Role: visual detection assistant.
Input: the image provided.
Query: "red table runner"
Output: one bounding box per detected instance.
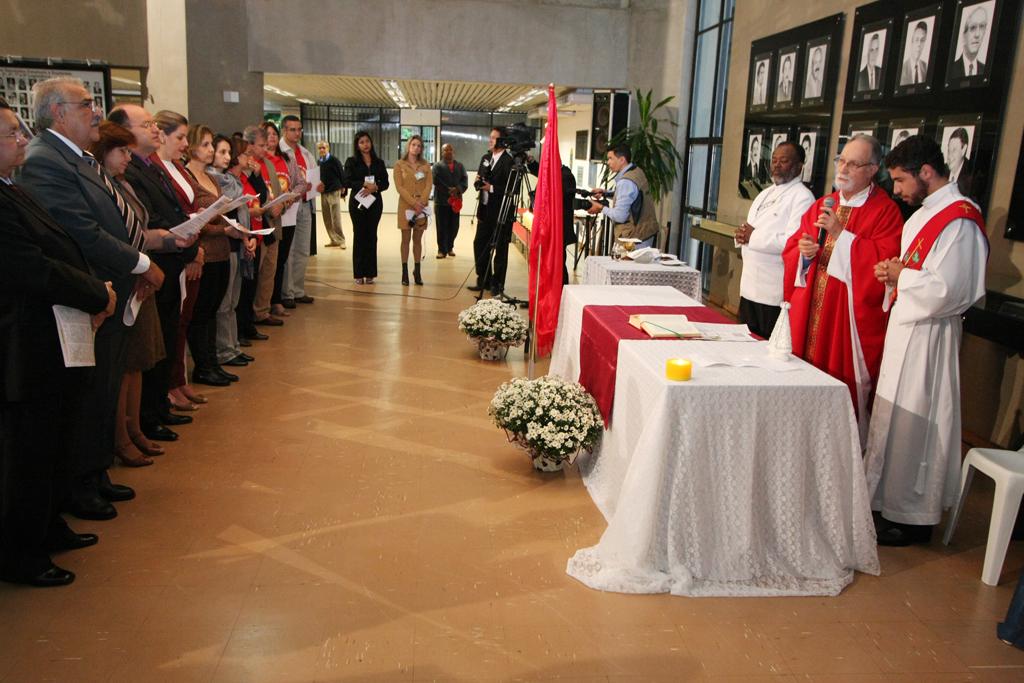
[578,305,742,426]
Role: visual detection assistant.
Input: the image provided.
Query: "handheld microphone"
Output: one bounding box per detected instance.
[818,196,836,250]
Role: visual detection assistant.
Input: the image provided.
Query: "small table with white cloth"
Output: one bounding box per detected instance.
[583,256,702,302]
[549,285,880,597]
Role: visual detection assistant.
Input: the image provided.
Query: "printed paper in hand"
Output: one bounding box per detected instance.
[169,194,233,238]
[220,193,259,213]
[225,216,275,236]
[179,270,187,313]
[52,305,95,367]
[355,190,376,209]
[305,166,321,201]
[122,292,142,327]
[261,191,300,211]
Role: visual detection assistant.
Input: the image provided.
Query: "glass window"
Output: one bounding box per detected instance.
[441,126,490,167]
[724,0,735,20]
[708,144,723,212]
[687,144,709,207]
[713,21,732,136]
[441,110,490,126]
[699,0,721,31]
[690,27,720,138]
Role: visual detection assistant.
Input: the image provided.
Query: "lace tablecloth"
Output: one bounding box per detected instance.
[584,256,702,301]
[549,285,700,382]
[565,340,879,597]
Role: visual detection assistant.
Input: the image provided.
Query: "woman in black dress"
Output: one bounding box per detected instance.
[343,131,389,284]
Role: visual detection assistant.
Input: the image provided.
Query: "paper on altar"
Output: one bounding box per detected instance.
[52,305,95,367]
[629,314,701,338]
[262,191,301,211]
[693,322,757,341]
[355,190,376,209]
[169,194,233,238]
[225,216,275,236]
[122,292,141,327]
[688,349,802,372]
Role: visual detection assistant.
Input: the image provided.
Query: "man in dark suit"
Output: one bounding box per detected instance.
[857,33,882,91]
[899,21,930,85]
[0,97,115,586]
[110,104,197,442]
[469,127,515,295]
[19,77,164,521]
[432,143,468,259]
[951,5,988,78]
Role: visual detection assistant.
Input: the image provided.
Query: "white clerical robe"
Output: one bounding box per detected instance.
[864,182,987,525]
[739,177,815,306]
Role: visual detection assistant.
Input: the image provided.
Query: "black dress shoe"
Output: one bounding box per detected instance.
[254,316,283,326]
[68,495,117,521]
[143,424,178,442]
[0,565,75,588]
[247,330,270,340]
[47,531,99,552]
[99,482,135,502]
[159,412,193,426]
[282,298,297,309]
[237,353,254,362]
[467,285,484,292]
[223,356,248,367]
[238,338,253,347]
[876,520,933,547]
[215,367,239,382]
[193,369,230,386]
[296,295,314,304]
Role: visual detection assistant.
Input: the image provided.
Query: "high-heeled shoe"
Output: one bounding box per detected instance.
[401,263,410,286]
[169,396,199,411]
[129,432,165,457]
[114,443,153,468]
[414,263,423,286]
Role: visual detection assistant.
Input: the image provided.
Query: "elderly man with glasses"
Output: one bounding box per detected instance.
[18,77,164,522]
[781,134,903,440]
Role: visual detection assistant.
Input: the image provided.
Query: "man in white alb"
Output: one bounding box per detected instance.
[865,134,988,546]
[734,141,815,338]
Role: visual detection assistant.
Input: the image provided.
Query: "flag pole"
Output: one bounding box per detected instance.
[528,241,541,379]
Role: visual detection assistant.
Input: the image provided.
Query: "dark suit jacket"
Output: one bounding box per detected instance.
[318,154,346,193]
[19,130,141,303]
[124,154,198,270]
[432,159,468,205]
[856,64,881,91]
[951,56,985,79]
[476,151,513,226]
[0,182,109,402]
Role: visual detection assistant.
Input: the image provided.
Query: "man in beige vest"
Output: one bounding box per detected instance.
[587,143,660,247]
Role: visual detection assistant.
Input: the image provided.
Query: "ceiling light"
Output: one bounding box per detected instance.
[297,98,315,104]
[501,88,545,111]
[263,85,295,98]
[380,80,411,108]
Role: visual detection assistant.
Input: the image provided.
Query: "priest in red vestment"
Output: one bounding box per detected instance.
[782,135,903,435]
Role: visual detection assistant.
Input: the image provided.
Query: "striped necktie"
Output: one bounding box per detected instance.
[84,152,144,251]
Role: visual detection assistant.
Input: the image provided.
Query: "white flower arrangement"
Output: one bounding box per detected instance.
[489,375,604,465]
[457,298,528,345]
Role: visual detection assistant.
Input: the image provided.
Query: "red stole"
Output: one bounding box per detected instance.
[782,188,903,414]
[240,173,262,233]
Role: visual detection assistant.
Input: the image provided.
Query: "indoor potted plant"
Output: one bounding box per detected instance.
[457,298,528,360]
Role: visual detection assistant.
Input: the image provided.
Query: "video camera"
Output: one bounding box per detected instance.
[497,123,536,157]
[573,188,609,211]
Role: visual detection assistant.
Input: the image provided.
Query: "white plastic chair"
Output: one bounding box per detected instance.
[943,444,1024,586]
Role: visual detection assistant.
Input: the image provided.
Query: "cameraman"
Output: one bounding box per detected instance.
[469,127,514,294]
[586,143,660,248]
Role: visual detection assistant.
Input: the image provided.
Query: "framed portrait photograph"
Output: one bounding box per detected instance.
[894,5,942,96]
[802,37,830,105]
[748,52,773,111]
[773,45,800,110]
[771,130,791,153]
[946,0,999,89]
[739,128,768,199]
[887,118,928,152]
[798,131,818,184]
[852,18,894,101]
[937,113,983,197]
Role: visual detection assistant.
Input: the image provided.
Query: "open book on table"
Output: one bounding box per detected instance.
[628,314,702,339]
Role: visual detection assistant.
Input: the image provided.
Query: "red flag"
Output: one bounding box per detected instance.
[528,85,564,357]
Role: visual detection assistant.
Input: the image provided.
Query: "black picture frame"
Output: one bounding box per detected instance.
[740,127,768,199]
[852,18,895,101]
[937,112,983,195]
[797,126,824,189]
[887,117,928,151]
[847,120,883,139]
[748,52,773,112]
[945,0,1000,89]
[770,127,793,154]
[773,45,800,110]
[894,4,943,96]
[801,36,832,106]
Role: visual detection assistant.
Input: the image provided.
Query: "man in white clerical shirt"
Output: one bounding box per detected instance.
[734,141,815,338]
[865,135,988,547]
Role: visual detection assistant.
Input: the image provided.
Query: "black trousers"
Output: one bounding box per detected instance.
[473,218,511,292]
[187,260,230,371]
[351,203,382,279]
[738,297,781,339]
[141,254,183,428]
[435,203,459,254]
[237,243,260,335]
[0,388,80,575]
[272,224,296,305]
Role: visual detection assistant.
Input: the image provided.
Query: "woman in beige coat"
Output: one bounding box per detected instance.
[393,135,432,285]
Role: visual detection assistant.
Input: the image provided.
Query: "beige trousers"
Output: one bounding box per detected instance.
[253,239,279,319]
[321,190,346,245]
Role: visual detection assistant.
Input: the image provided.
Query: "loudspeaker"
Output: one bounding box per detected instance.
[590,91,629,159]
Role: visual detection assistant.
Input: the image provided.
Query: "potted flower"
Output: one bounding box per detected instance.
[489,376,604,472]
[457,298,528,360]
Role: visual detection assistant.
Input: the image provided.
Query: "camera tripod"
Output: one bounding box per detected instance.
[475,153,534,308]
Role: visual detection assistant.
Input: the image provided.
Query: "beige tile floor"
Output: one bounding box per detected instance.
[1,218,1023,682]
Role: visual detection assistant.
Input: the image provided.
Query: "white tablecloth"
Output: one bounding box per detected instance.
[561,339,880,597]
[549,285,700,382]
[583,256,702,301]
